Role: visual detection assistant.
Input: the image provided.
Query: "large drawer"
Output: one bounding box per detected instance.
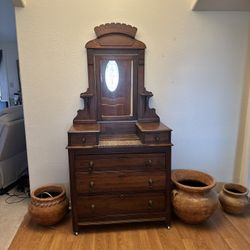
[76,192,166,219]
[75,153,166,172]
[75,171,165,194]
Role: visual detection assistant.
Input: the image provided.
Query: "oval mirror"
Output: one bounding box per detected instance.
[105,60,119,92]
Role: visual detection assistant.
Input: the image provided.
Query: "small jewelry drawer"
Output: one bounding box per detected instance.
[68,133,98,146]
[141,132,170,144]
[136,122,171,145]
[76,192,166,219]
[75,171,166,194]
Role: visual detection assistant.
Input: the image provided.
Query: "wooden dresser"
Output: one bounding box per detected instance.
[67,23,172,235]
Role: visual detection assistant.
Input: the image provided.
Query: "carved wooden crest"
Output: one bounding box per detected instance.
[94,23,137,38]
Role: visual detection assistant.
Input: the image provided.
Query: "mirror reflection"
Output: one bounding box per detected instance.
[99,58,134,120]
[105,60,119,92]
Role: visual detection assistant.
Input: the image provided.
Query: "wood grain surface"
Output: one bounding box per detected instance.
[9,207,250,250]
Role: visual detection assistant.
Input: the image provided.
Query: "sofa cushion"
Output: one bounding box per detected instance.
[0,105,26,159]
[0,105,23,116]
[0,106,23,123]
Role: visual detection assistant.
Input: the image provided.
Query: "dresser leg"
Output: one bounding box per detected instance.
[72,222,79,235]
[165,220,171,230]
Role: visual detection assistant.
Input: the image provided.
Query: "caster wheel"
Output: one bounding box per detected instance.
[74,232,79,236]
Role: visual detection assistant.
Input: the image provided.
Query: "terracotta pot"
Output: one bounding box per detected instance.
[219,183,250,215]
[29,185,69,226]
[171,169,218,224]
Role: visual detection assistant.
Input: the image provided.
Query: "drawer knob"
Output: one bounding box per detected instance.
[148,200,153,208]
[154,135,160,142]
[120,194,125,199]
[88,161,94,172]
[89,181,95,188]
[91,204,95,209]
[81,137,86,143]
[148,178,153,187]
[145,160,152,167]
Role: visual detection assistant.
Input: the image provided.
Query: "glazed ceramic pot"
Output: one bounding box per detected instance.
[219,183,250,215]
[29,185,69,226]
[171,169,218,224]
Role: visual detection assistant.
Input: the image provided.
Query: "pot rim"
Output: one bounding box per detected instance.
[171,169,216,193]
[31,185,66,202]
[223,183,249,196]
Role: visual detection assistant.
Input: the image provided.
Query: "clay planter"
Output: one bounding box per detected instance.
[171,169,218,224]
[29,185,69,226]
[219,183,250,215]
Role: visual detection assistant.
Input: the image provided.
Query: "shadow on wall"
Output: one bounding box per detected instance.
[234,21,250,187]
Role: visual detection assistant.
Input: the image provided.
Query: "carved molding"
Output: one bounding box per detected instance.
[73,89,96,123]
[138,88,160,123]
[94,23,137,38]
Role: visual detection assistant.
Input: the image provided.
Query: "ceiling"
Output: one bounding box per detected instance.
[0,0,17,42]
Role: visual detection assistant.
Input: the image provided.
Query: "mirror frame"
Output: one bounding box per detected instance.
[74,23,159,124]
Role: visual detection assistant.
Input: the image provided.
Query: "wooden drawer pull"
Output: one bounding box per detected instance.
[81,137,86,143]
[154,135,160,142]
[89,181,95,188]
[88,161,94,172]
[145,159,152,167]
[148,178,153,187]
[91,204,95,209]
[148,200,153,208]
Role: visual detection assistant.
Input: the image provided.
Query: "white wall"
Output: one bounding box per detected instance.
[15,0,250,190]
[0,42,19,104]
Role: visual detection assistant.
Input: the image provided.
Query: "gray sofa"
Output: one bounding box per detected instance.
[0,105,28,194]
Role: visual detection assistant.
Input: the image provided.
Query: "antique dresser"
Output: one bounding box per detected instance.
[67,23,172,235]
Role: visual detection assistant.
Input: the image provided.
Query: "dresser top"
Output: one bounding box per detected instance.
[136,122,172,133]
[68,124,101,133]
